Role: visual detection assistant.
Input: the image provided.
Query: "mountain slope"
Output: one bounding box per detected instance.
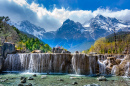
[0,17,51,52]
[8,15,130,52]
[83,31,130,54]
[53,19,93,49]
[8,20,46,39]
[84,15,130,39]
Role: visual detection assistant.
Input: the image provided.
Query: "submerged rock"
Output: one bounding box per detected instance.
[57,79,64,81]
[28,77,34,80]
[28,83,32,86]
[70,77,80,79]
[84,84,100,86]
[72,81,78,85]
[20,77,25,80]
[97,76,107,81]
[33,74,37,77]
[18,83,23,86]
[0,84,4,86]
[0,79,8,82]
[41,75,47,79]
[21,78,26,83]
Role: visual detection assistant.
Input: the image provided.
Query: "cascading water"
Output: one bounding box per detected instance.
[125,62,130,76]
[89,55,98,75]
[111,65,119,75]
[4,53,72,73]
[72,53,82,74]
[4,53,128,76]
[98,60,107,74]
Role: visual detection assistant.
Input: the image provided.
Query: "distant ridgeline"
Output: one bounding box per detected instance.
[0,16,51,53]
[83,31,130,54]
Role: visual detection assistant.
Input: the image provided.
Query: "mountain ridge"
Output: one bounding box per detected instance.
[8,15,130,52]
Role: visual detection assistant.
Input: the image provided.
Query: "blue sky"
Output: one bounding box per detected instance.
[0,0,130,31]
[27,0,130,11]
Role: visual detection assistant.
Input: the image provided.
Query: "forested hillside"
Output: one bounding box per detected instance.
[83,31,130,54]
[0,16,51,52]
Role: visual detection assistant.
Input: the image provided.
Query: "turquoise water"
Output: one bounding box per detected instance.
[0,72,129,86]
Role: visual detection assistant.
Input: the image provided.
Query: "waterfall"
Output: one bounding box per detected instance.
[98,59,107,74]
[89,56,92,75]
[71,54,98,75]
[72,53,81,74]
[89,55,98,75]
[111,65,119,75]
[3,53,113,75]
[125,62,130,76]
[4,53,72,73]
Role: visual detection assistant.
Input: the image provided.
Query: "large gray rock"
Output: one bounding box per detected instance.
[2,42,15,58]
[52,47,71,53]
[97,76,107,81]
[0,56,3,71]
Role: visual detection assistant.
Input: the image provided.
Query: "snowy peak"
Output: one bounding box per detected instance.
[20,20,46,32]
[59,19,85,32]
[8,20,46,39]
[89,15,130,31]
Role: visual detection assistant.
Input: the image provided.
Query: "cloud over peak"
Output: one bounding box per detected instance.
[0,0,130,31]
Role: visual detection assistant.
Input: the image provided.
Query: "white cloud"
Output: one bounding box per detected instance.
[1,0,130,31]
[12,0,28,6]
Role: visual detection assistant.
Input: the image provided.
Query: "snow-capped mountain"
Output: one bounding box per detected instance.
[8,15,130,52]
[52,19,93,49]
[8,20,46,39]
[83,15,130,39]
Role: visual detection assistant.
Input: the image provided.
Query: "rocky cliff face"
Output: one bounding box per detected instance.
[98,54,130,76]
[0,42,16,71]
[2,42,16,59]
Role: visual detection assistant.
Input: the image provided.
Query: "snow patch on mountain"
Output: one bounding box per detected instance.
[8,20,46,39]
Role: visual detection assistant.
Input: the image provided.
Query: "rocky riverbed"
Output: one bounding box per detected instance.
[0,73,129,86]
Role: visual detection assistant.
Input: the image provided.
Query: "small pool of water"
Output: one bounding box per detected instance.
[0,72,129,86]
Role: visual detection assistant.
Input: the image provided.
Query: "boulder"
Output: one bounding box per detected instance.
[97,76,107,81]
[70,77,80,79]
[0,56,3,71]
[28,83,32,86]
[72,81,78,85]
[0,84,4,86]
[2,42,15,58]
[33,74,37,77]
[41,75,47,79]
[116,59,121,65]
[20,77,25,80]
[28,77,34,80]
[21,78,26,83]
[57,79,64,81]
[18,84,23,86]
[111,65,120,75]
[89,52,97,54]
[107,57,116,64]
[32,50,42,53]
[75,51,79,54]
